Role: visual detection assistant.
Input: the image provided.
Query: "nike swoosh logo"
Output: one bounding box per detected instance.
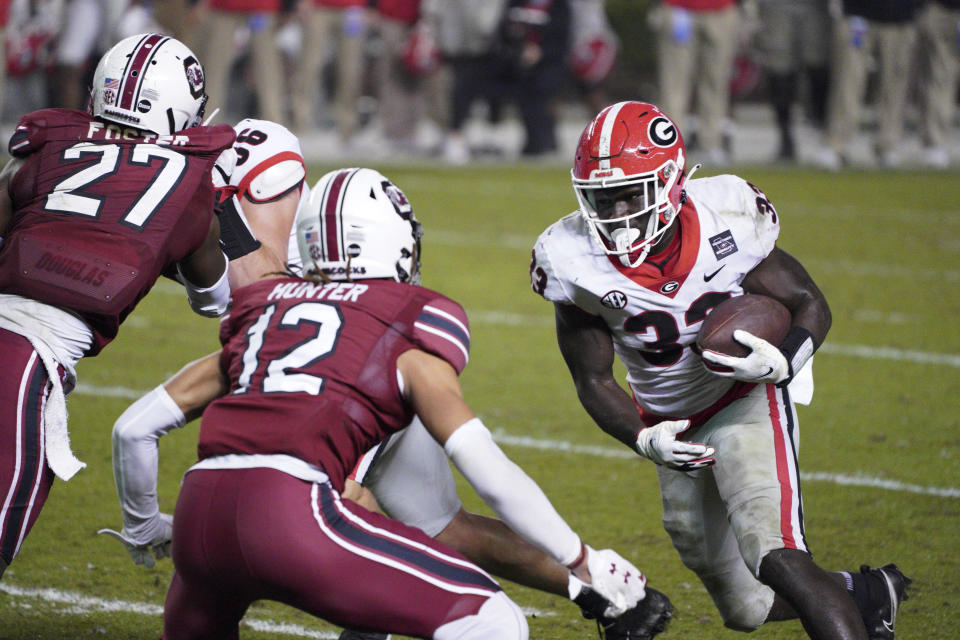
[882,573,899,632]
[760,367,774,378]
[704,265,725,282]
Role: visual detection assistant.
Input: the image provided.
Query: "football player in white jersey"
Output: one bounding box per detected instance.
[529,101,910,640]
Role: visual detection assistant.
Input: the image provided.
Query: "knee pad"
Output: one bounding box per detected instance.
[433,591,528,640]
[721,595,773,632]
[699,568,774,632]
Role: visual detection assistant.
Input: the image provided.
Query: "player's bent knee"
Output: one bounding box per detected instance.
[433,591,528,640]
[739,531,776,577]
[721,602,770,632]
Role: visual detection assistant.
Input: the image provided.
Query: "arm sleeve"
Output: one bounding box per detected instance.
[111,386,186,543]
[443,417,583,566]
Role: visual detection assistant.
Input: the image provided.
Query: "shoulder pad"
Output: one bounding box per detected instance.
[245,159,305,202]
[411,292,470,374]
[530,213,583,305]
[8,125,33,157]
[228,119,305,201]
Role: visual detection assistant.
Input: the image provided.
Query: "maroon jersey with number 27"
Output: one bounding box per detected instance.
[0,108,236,354]
[199,276,471,490]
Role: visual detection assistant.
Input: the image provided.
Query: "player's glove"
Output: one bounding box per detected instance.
[97,513,173,569]
[635,419,715,471]
[598,586,674,640]
[569,546,647,618]
[700,329,789,384]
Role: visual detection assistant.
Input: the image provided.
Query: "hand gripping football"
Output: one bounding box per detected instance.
[696,294,791,369]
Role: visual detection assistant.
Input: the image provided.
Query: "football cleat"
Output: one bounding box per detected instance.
[598,586,674,640]
[860,564,911,640]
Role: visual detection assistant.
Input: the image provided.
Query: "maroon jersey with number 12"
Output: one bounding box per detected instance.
[199,276,471,490]
[0,108,236,354]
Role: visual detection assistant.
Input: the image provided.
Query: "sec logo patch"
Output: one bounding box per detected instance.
[601,290,628,309]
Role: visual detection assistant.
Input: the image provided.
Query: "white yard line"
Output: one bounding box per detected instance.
[0,583,339,638]
[490,432,960,499]
[70,383,960,499]
[0,583,554,634]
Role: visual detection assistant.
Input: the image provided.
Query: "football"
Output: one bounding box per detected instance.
[696,294,791,363]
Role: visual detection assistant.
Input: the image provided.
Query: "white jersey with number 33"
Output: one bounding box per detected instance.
[531,174,780,417]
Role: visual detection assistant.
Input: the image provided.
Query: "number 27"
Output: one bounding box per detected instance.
[45,142,188,230]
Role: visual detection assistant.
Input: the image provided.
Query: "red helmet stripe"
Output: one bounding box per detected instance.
[322,169,354,261]
[118,34,169,110]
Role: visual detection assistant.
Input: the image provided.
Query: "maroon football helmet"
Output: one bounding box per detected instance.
[572,101,695,267]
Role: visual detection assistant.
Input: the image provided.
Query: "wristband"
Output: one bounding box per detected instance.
[778,326,817,382]
[566,541,588,570]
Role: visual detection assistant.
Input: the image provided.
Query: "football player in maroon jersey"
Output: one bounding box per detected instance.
[0,33,233,580]
[162,167,652,639]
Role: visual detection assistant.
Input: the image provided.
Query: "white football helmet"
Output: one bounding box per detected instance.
[296,168,422,284]
[90,33,207,135]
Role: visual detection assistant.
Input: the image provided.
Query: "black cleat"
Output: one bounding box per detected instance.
[599,586,674,640]
[860,564,911,640]
[337,631,390,640]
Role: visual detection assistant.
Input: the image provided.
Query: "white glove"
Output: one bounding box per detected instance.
[635,419,715,471]
[98,513,173,569]
[701,329,789,384]
[571,546,647,618]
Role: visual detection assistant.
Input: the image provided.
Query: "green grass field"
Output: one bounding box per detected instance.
[2,163,959,639]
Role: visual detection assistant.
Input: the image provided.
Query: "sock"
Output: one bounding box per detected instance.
[841,568,885,618]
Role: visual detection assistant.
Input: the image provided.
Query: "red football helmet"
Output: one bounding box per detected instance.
[572,101,696,267]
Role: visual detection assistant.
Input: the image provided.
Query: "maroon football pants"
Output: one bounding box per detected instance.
[0,329,56,573]
[164,467,500,639]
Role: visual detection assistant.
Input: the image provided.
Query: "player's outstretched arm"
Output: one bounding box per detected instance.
[398,348,647,617]
[103,353,228,567]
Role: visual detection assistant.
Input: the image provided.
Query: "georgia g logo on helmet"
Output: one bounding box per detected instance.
[648,116,678,148]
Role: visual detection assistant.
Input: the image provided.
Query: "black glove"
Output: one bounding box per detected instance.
[599,587,674,640]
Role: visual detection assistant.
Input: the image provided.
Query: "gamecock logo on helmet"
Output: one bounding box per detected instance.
[382,180,412,217]
[183,57,204,98]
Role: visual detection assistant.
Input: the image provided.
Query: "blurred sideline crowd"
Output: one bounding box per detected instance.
[0,0,957,169]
